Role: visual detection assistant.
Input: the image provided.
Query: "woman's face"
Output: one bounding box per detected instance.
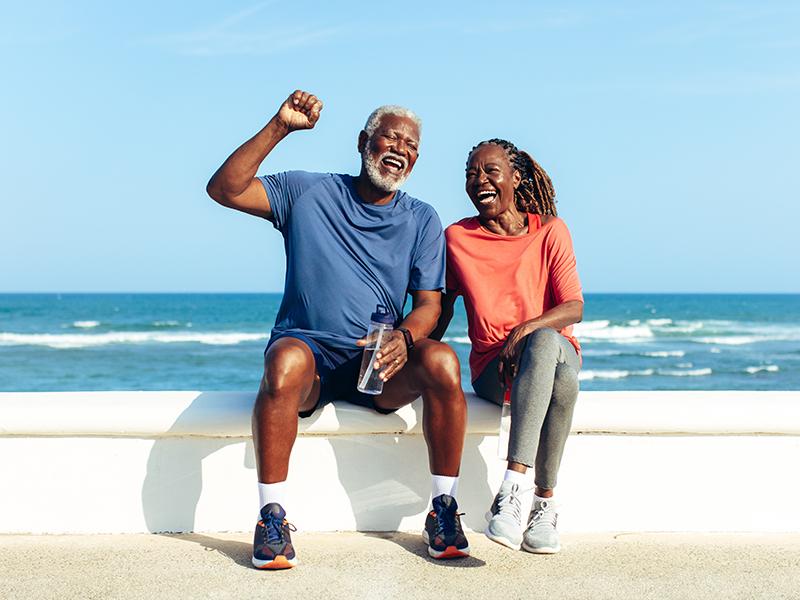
[465,144,521,219]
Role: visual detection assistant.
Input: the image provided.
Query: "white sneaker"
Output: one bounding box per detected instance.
[484,480,525,550]
[522,498,560,554]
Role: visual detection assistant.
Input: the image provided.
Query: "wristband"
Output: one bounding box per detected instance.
[397,327,414,352]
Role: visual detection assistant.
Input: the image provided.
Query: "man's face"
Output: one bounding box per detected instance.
[360,114,420,193]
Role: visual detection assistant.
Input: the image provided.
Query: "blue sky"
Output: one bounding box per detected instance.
[1,1,798,292]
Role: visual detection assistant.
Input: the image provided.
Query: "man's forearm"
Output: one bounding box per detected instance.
[399,301,442,345]
[207,117,289,200]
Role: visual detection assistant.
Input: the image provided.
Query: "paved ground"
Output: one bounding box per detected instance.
[1,532,799,599]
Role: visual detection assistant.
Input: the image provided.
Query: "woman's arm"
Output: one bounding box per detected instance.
[498,300,583,383]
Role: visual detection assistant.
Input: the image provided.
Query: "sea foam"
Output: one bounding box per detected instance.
[0,331,269,349]
[745,365,779,374]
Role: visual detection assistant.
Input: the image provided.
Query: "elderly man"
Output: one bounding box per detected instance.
[207,91,469,568]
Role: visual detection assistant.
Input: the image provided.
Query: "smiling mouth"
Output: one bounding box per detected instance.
[380,155,406,175]
[476,189,497,205]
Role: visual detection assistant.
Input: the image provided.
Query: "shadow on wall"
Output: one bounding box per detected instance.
[141,392,496,534]
[328,402,494,533]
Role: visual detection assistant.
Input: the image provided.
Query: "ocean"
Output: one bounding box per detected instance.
[1,293,798,392]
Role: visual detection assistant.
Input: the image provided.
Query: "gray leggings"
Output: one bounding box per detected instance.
[472,327,580,490]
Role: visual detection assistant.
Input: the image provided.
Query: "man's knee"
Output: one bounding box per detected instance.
[414,339,462,392]
[261,338,316,398]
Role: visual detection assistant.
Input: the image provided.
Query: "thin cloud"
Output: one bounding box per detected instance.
[144,2,343,56]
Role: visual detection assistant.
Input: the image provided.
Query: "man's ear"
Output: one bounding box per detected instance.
[357,130,368,154]
[513,169,522,189]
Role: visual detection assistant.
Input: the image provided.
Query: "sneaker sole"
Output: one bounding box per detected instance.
[521,541,560,555]
[421,530,470,559]
[484,526,522,551]
[251,554,298,569]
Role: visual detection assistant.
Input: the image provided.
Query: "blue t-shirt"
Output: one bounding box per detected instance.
[259,171,445,355]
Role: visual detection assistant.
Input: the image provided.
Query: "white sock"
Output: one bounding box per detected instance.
[503,469,528,486]
[431,475,459,499]
[258,481,288,513]
[534,493,555,507]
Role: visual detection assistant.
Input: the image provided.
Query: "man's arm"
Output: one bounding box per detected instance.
[206,90,323,219]
[356,289,442,382]
[429,290,457,341]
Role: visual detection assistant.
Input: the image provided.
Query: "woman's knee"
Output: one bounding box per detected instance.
[521,327,562,358]
[551,362,579,406]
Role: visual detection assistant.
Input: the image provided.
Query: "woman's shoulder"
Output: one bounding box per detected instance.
[445,216,481,236]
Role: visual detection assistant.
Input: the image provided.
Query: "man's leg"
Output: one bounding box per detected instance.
[375,338,466,475]
[251,336,320,570]
[375,338,469,558]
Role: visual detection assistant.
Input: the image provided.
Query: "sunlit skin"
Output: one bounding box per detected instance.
[207,90,466,486]
[433,142,583,496]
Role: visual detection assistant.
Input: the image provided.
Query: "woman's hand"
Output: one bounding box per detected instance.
[498,322,535,386]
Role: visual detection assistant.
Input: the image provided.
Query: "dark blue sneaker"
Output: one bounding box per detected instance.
[252,503,298,569]
[422,494,470,559]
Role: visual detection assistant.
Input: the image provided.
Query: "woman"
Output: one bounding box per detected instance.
[434,139,583,554]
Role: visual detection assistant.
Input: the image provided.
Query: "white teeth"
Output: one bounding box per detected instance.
[477,190,497,199]
[382,157,404,170]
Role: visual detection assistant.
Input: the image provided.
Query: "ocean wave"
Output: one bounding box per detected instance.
[647,318,673,326]
[694,336,762,346]
[73,321,100,328]
[153,320,181,327]
[573,322,654,342]
[657,368,712,377]
[579,368,654,381]
[0,331,269,349]
[641,350,686,358]
[745,365,779,374]
[442,336,471,344]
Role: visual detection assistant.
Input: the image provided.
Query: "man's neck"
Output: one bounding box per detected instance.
[354,173,397,206]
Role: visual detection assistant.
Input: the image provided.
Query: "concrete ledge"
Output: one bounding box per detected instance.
[2,391,799,534]
[3,390,800,436]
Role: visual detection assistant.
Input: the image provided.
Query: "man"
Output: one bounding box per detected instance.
[206,90,469,569]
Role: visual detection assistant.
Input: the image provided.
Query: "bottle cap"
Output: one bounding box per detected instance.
[370,304,394,325]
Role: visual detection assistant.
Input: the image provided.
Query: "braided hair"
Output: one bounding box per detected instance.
[469,138,557,216]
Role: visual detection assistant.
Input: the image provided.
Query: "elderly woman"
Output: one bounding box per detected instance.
[434,139,583,554]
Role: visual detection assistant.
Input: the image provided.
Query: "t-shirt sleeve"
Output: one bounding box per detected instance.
[547,220,584,304]
[444,227,461,295]
[409,206,446,291]
[257,171,325,232]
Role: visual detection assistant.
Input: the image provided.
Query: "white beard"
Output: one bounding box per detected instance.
[362,147,409,193]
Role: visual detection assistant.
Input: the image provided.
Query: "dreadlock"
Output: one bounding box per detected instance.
[469,138,557,216]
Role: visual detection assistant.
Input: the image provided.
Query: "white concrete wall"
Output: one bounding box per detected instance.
[1,391,799,534]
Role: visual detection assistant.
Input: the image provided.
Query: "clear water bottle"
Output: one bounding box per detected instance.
[498,386,512,459]
[357,305,394,395]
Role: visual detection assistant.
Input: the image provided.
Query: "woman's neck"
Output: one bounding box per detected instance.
[479,207,528,237]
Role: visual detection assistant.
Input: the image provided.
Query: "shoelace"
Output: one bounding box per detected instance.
[434,507,465,538]
[528,501,557,530]
[262,514,297,544]
[496,484,532,523]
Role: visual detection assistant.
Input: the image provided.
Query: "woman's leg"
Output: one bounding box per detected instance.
[532,359,580,494]
[507,328,580,482]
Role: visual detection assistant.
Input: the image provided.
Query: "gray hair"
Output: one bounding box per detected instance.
[363,105,422,138]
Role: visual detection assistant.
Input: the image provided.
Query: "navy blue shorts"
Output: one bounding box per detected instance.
[265,332,398,418]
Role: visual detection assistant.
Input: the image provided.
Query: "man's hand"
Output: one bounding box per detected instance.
[356,330,408,383]
[275,90,323,133]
